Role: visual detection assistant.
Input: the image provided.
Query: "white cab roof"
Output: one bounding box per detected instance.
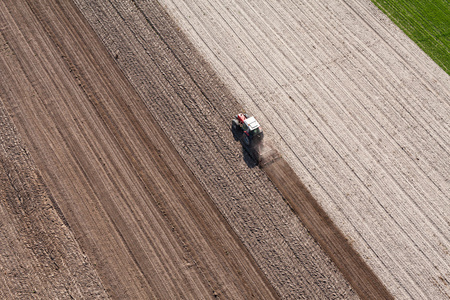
[244,116,260,131]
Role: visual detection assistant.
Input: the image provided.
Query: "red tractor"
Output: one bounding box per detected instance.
[232,113,264,146]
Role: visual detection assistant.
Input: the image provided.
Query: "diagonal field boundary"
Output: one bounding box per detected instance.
[263,158,393,300]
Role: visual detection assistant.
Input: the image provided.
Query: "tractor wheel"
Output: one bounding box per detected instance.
[242,133,250,146]
[231,119,239,131]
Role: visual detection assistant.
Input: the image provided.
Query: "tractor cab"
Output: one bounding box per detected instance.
[232,113,264,146]
[243,117,261,136]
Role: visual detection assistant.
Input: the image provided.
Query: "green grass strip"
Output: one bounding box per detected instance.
[370,0,450,75]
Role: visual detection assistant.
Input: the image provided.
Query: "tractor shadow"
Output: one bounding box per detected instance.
[231,126,258,168]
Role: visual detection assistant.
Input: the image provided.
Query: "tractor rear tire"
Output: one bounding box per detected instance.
[231,119,239,131]
[242,133,250,146]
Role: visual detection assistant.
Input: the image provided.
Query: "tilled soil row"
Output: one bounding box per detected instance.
[74,0,358,298]
[0,0,279,298]
[263,158,392,299]
[0,95,107,298]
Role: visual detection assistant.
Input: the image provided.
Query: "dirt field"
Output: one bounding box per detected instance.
[263,158,391,299]
[2,0,447,298]
[0,0,366,299]
[0,95,108,299]
[155,0,450,299]
[0,0,282,298]
[73,0,384,298]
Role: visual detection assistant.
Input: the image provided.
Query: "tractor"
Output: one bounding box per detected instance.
[232,113,279,166]
[231,113,264,146]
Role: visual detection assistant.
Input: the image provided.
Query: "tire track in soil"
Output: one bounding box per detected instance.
[0,0,279,299]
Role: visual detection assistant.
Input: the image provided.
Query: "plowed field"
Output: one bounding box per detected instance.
[154,0,450,299]
[1,0,448,299]
[0,0,363,299]
[0,0,280,298]
[0,92,107,299]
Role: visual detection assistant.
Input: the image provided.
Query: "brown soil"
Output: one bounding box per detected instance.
[0,0,279,298]
[0,94,108,299]
[73,0,360,298]
[0,0,397,299]
[157,0,450,298]
[263,158,392,299]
